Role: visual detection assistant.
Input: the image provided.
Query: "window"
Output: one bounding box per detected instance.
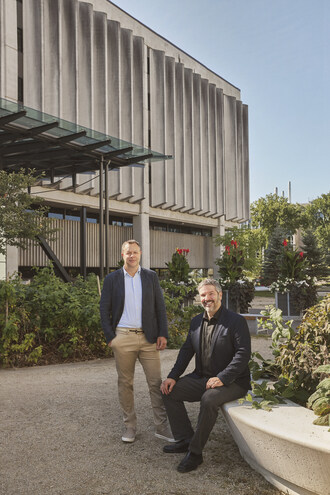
[46,207,133,226]
[48,212,64,220]
[150,221,211,237]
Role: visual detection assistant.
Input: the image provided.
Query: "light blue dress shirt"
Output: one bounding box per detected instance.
[117,266,142,329]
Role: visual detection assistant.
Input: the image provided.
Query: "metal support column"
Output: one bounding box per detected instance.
[80,206,87,279]
[99,158,104,279]
[104,160,110,274]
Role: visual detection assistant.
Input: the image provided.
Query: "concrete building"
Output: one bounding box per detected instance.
[0,0,250,278]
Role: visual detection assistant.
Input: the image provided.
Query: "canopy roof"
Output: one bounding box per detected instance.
[0,97,171,178]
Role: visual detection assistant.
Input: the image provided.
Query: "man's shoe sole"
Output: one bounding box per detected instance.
[155,432,176,442]
[121,436,135,443]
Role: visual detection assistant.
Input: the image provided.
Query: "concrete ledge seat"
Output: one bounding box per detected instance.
[221,398,330,495]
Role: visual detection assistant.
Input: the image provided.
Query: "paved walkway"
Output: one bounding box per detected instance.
[1,338,282,495]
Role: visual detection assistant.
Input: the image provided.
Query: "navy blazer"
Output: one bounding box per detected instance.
[100,267,168,344]
[168,306,251,390]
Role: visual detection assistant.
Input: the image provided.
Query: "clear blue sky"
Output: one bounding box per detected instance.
[112,0,330,205]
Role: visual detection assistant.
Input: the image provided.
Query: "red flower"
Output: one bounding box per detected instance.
[299,252,304,258]
[177,247,189,255]
[283,239,288,247]
[225,245,230,254]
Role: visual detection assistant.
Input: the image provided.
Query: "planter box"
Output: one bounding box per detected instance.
[223,290,239,312]
[275,291,301,316]
[221,398,330,495]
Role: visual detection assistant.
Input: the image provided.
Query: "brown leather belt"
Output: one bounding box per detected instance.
[116,327,144,335]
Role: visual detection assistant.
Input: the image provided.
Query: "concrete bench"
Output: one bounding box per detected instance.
[221,398,330,495]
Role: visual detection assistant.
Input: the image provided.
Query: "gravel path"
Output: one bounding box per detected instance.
[0,337,283,495]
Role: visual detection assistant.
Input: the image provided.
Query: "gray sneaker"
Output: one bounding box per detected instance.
[155,423,175,442]
[122,427,136,443]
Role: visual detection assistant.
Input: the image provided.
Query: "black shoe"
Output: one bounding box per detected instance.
[163,439,190,453]
[177,451,203,473]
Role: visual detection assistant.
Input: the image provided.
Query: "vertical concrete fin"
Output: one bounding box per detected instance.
[224,94,238,220]
[149,48,166,207]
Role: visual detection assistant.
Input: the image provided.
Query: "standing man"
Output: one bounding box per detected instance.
[100,239,174,444]
[161,278,251,472]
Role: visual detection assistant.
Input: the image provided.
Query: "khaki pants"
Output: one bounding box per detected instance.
[111,328,167,430]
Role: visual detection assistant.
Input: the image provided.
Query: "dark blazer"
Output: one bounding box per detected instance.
[168,306,251,390]
[100,267,168,345]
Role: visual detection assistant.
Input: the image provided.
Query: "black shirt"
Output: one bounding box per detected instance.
[200,306,222,378]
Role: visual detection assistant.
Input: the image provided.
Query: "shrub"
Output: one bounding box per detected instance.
[160,279,202,348]
[245,294,330,425]
[307,365,330,427]
[275,294,329,398]
[0,266,110,367]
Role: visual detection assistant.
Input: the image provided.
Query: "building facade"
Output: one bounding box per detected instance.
[0,0,249,277]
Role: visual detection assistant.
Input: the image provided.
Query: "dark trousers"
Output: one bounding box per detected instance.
[162,375,247,455]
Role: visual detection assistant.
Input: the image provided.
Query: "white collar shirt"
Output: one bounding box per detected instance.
[117,266,143,329]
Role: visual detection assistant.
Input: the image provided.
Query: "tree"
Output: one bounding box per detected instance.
[302,192,330,263]
[0,169,54,256]
[302,229,329,279]
[250,194,304,239]
[261,226,289,285]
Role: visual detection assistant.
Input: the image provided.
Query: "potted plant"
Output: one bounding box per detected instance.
[162,248,197,305]
[215,240,254,313]
[270,239,317,315]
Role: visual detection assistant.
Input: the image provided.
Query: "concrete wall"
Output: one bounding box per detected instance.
[19,220,133,268]
[0,0,18,101]
[17,0,249,222]
[0,0,249,274]
[17,218,214,270]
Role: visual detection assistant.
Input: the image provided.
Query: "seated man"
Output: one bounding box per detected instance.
[160,278,251,473]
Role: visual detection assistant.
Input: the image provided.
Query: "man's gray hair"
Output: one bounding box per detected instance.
[197,278,222,293]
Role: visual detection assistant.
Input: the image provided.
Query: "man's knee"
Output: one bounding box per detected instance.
[200,389,225,411]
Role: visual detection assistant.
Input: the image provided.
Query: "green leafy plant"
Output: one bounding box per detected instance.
[216,240,244,285]
[0,266,110,367]
[160,279,202,348]
[269,238,318,312]
[280,238,307,279]
[242,295,330,423]
[165,248,191,283]
[307,365,330,428]
[216,240,255,313]
[250,193,304,239]
[214,225,265,280]
[0,169,56,255]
